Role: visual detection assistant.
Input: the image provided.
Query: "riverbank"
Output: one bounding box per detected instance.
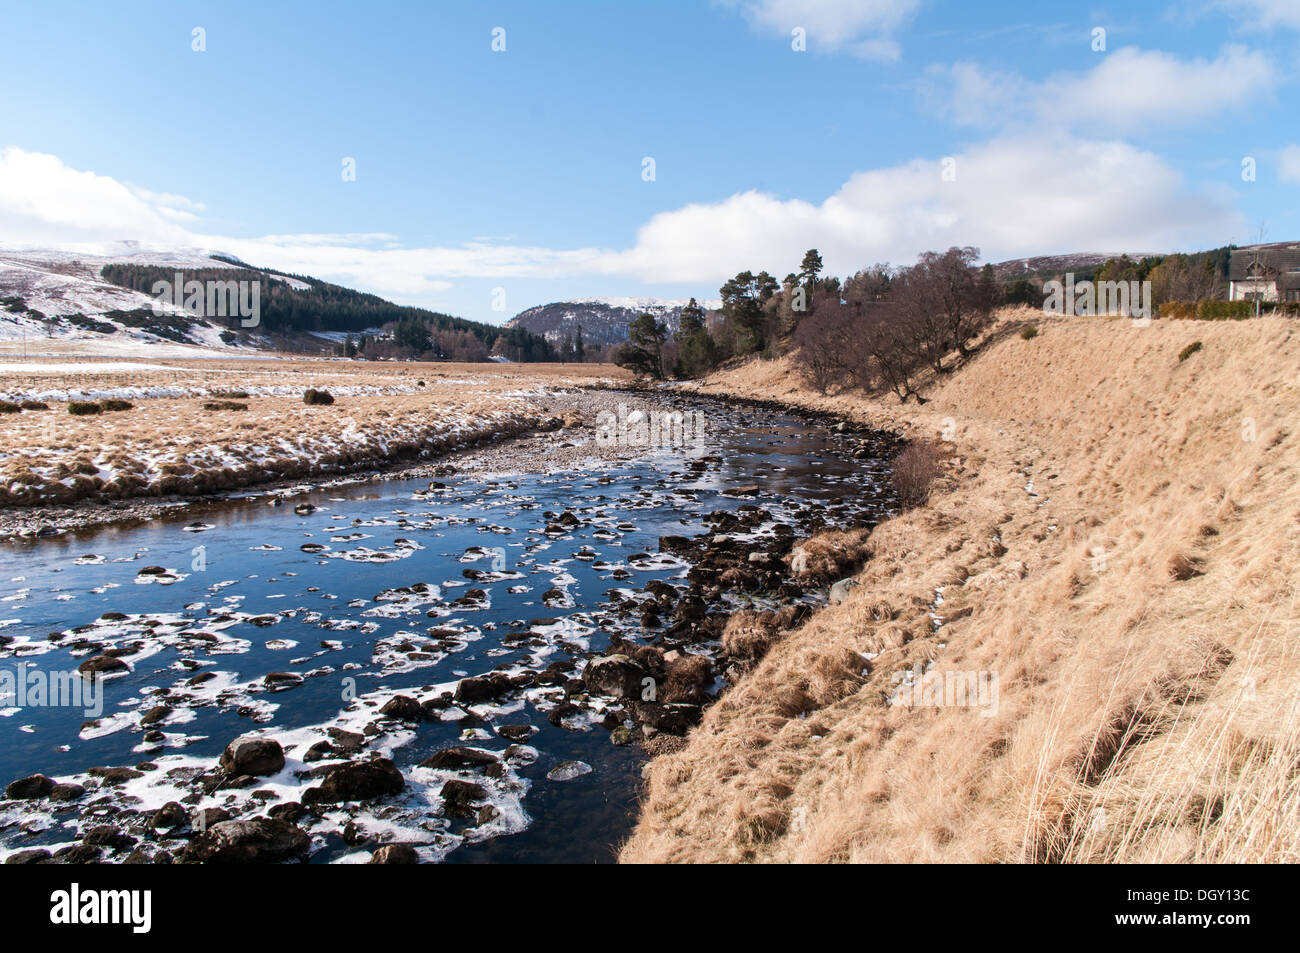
[622,309,1300,863]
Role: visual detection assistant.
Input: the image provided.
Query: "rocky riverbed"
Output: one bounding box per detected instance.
[0,390,900,863]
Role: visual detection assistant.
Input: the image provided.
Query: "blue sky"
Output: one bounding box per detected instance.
[1,0,1297,322]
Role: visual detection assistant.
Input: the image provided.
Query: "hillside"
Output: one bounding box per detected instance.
[0,248,555,360]
[0,249,259,355]
[624,309,1299,863]
[507,296,720,349]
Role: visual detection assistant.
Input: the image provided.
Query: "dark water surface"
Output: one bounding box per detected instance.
[0,397,894,863]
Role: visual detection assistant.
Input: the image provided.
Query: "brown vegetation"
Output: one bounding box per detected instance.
[624,310,1300,864]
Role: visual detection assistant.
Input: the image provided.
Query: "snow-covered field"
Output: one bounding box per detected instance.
[0,358,622,508]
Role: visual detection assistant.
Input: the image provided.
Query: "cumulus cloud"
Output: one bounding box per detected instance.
[724,0,922,60]
[0,147,605,300]
[0,142,1240,295]
[0,147,193,247]
[929,45,1276,132]
[1214,0,1300,29]
[595,135,1241,281]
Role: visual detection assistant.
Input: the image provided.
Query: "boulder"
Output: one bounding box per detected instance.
[219,736,285,777]
[439,779,487,818]
[368,844,420,864]
[378,695,426,722]
[182,818,310,864]
[829,577,859,605]
[634,701,704,735]
[302,758,404,805]
[4,774,55,799]
[418,747,498,770]
[77,655,128,678]
[150,801,189,829]
[454,675,501,703]
[583,654,648,699]
[4,849,52,865]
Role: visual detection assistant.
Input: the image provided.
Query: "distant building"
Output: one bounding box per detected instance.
[1228,243,1300,303]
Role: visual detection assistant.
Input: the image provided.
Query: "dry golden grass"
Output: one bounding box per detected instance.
[0,358,624,505]
[622,310,1299,864]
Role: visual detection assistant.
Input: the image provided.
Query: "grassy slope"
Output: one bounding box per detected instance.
[622,308,1299,863]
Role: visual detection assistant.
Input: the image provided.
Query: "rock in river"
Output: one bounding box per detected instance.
[302,758,405,805]
[4,774,55,799]
[583,654,648,699]
[182,818,310,864]
[219,736,286,777]
[369,844,420,864]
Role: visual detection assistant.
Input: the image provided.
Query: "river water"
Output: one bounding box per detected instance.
[0,396,896,863]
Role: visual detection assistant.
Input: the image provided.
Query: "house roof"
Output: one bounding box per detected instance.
[1230,243,1300,281]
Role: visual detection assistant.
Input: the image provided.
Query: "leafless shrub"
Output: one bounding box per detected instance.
[890,438,943,508]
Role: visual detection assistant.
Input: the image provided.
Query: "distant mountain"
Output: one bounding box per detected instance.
[506,296,721,348]
[989,252,1161,282]
[0,247,555,360]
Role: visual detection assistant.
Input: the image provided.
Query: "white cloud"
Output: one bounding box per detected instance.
[0,147,193,246]
[725,0,921,60]
[0,147,605,300]
[1279,145,1300,184]
[1215,0,1300,29]
[595,135,1241,281]
[930,45,1276,132]
[0,143,1241,297]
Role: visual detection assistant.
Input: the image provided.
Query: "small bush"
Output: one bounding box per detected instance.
[20,400,49,410]
[202,400,249,411]
[1020,324,1039,339]
[890,438,943,508]
[100,399,133,412]
[68,401,103,415]
[1178,341,1203,362]
[303,389,335,406]
[212,389,250,399]
[1196,299,1254,321]
[0,401,20,414]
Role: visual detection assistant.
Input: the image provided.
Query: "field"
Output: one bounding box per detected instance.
[0,358,625,510]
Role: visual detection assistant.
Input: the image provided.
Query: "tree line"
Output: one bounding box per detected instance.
[616,246,998,401]
[100,261,557,362]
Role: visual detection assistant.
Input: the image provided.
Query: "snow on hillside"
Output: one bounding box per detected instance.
[507,295,721,349]
[0,246,272,356]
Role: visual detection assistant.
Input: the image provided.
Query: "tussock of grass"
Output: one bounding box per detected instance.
[67,401,102,415]
[303,388,335,405]
[202,400,249,411]
[788,528,874,585]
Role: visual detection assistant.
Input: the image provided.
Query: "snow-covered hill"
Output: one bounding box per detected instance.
[506,296,720,349]
[0,246,270,356]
